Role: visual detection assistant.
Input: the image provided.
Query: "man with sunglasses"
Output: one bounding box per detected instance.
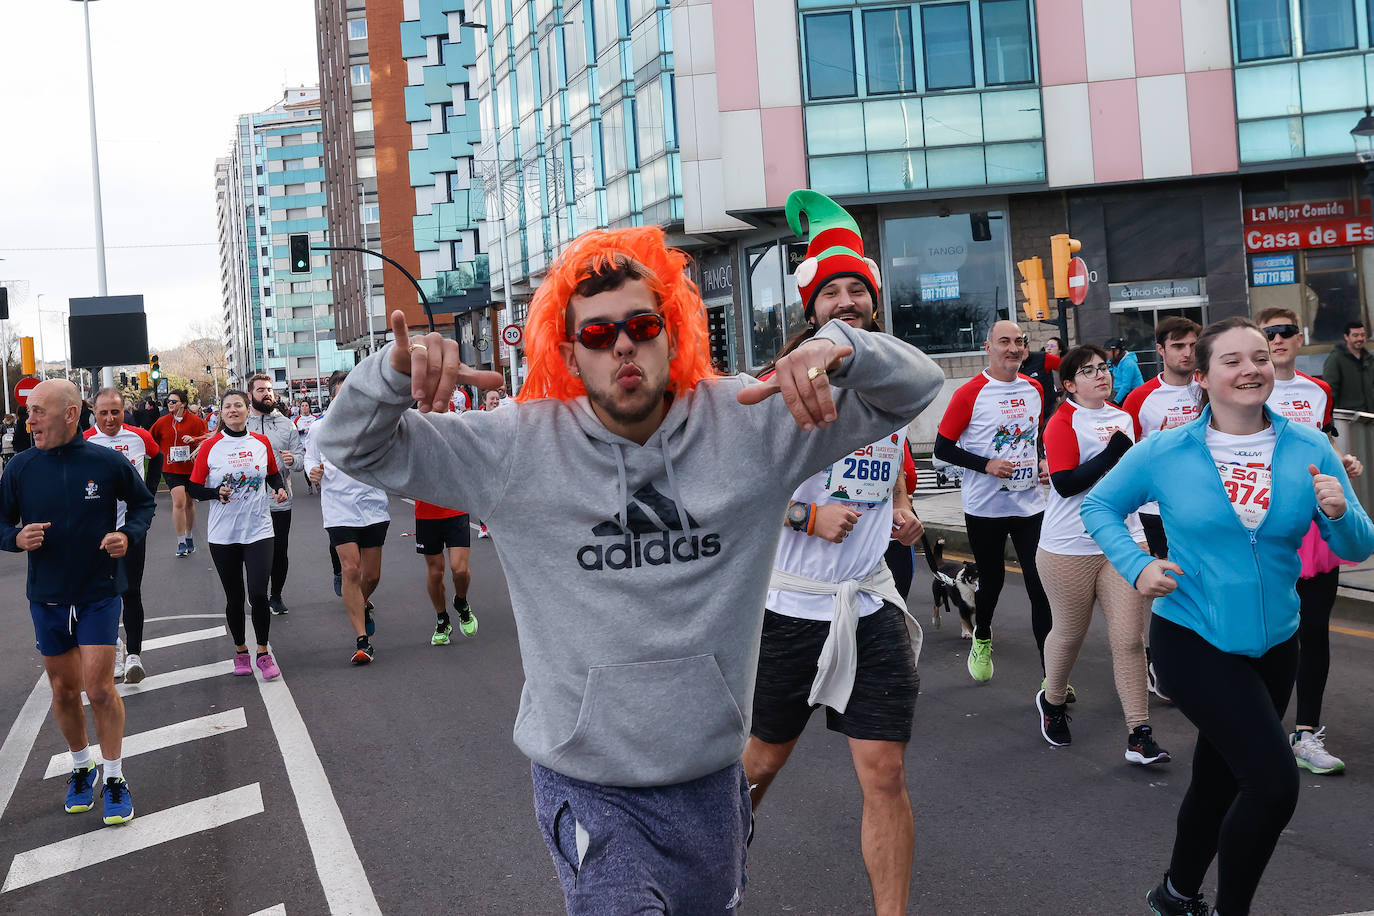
[1261,307,1363,777]
[1321,320,1374,412]
[936,320,1052,684]
[314,222,943,912]
[150,389,210,558]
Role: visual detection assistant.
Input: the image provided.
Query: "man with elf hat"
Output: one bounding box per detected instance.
[315,201,944,910]
[744,190,926,915]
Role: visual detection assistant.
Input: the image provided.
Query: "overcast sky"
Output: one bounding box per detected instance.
[0,1,320,361]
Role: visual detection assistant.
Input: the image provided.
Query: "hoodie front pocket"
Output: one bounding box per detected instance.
[549,654,746,787]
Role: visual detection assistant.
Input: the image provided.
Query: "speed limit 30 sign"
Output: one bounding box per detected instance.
[502,324,523,347]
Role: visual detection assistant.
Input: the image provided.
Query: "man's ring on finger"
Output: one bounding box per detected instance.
[408,343,427,353]
[806,366,827,381]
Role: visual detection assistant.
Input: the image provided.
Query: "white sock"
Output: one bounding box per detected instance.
[1165,875,1192,900]
[103,757,122,781]
[70,746,92,770]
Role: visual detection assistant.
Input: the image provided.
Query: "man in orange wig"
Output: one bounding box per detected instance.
[316,222,944,911]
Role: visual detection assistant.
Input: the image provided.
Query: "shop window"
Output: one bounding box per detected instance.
[745,243,805,370]
[1305,248,1361,340]
[1300,0,1356,53]
[921,3,975,91]
[980,0,1033,85]
[863,8,916,95]
[1235,0,1292,61]
[884,209,1010,355]
[804,13,858,100]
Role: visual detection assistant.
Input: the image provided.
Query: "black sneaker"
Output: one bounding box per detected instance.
[1035,689,1071,747]
[269,596,289,616]
[364,600,375,636]
[1147,875,1210,915]
[351,638,374,665]
[1126,725,1171,766]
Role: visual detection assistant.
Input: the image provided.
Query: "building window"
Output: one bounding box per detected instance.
[261,246,269,256]
[263,287,271,298]
[353,109,373,132]
[922,3,975,90]
[356,156,377,178]
[804,13,857,100]
[1235,0,1293,60]
[981,0,1034,85]
[258,185,267,196]
[451,239,466,265]
[1301,0,1356,53]
[348,18,367,40]
[439,38,451,65]
[442,103,456,132]
[255,164,264,175]
[863,8,916,95]
[360,203,379,224]
[745,242,805,369]
[351,64,371,86]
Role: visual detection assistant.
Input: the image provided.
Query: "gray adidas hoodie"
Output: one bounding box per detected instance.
[316,320,943,787]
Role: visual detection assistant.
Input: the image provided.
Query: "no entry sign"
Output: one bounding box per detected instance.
[1067,257,1088,306]
[14,376,39,405]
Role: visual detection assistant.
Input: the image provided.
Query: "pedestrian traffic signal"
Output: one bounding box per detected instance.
[1050,234,1083,300]
[20,337,35,375]
[1017,257,1049,322]
[0,287,8,321]
[149,354,161,381]
[119,371,129,387]
[289,234,311,273]
[139,371,149,389]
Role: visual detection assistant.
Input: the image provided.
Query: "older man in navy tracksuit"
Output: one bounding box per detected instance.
[0,379,155,825]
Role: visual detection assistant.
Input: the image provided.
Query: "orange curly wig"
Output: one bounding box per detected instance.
[516,226,717,402]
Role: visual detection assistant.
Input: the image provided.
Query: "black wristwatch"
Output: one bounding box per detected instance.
[786,502,809,532]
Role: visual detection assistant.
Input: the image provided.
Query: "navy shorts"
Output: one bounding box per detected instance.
[532,761,750,914]
[414,515,470,554]
[30,595,123,656]
[751,601,919,744]
[327,521,389,550]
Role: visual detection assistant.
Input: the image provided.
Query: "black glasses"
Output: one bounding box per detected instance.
[1263,324,1300,341]
[1076,363,1112,379]
[572,314,665,350]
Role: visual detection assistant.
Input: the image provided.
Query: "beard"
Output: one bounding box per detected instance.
[251,395,274,414]
[584,374,670,428]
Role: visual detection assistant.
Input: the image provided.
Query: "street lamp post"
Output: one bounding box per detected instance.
[357,181,377,354]
[1352,107,1374,204]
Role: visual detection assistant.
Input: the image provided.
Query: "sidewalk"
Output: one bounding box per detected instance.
[913,485,1374,626]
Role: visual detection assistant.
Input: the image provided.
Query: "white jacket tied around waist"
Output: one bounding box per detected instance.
[768,560,921,713]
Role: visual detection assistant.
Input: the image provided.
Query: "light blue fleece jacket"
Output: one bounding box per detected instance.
[1082,405,1374,657]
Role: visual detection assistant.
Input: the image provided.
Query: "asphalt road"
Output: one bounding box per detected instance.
[1,489,1372,915]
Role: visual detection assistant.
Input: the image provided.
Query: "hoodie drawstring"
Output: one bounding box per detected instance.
[660,443,691,534]
[612,444,629,530]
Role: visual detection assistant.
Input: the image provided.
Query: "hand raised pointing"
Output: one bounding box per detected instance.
[737,338,853,431]
[388,310,505,413]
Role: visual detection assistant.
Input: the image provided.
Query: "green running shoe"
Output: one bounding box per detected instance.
[456,602,478,638]
[968,637,993,683]
[432,619,453,646]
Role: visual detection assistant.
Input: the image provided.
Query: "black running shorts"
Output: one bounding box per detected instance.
[414,515,470,554]
[751,601,919,745]
[162,471,192,491]
[327,520,389,550]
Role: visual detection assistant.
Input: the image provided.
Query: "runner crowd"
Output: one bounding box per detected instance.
[4,189,1372,916]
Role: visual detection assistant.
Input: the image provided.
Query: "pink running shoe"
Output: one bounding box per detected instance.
[233,652,253,676]
[256,653,281,681]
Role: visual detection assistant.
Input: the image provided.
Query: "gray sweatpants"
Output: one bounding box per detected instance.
[531,761,751,914]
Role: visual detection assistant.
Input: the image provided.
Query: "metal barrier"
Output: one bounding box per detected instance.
[1331,409,1374,513]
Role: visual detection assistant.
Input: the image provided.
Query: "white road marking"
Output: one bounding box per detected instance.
[83,659,233,706]
[43,708,248,778]
[0,677,52,821]
[140,626,227,652]
[248,906,287,916]
[1,783,265,893]
[142,614,225,623]
[256,677,380,914]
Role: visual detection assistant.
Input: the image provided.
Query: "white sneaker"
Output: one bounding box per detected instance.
[113,638,126,680]
[123,654,145,685]
[1292,727,1345,775]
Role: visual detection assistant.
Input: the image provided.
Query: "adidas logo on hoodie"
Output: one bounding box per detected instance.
[576,483,721,570]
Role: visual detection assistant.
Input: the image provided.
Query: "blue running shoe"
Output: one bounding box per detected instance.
[65,765,98,813]
[333,573,342,597]
[102,776,134,825]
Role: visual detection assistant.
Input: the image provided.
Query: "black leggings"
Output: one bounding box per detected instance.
[963,512,1052,664]
[121,537,146,655]
[883,540,915,599]
[209,539,274,649]
[270,510,292,598]
[1150,616,1299,915]
[1295,569,1339,727]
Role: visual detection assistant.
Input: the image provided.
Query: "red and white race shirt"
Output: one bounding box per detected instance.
[1122,376,1201,516]
[938,372,1045,518]
[295,413,319,438]
[1040,401,1145,554]
[1205,426,1276,530]
[84,424,160,527]
[1267,372,1331,430]
[190,430,279,545]
[769,429,907,621]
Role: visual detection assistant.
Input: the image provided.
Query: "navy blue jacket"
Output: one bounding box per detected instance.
[0,434,157,604]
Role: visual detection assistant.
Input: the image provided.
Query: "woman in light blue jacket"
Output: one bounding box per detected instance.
[1082,317,1374,916]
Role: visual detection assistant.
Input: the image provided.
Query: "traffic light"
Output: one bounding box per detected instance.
[139,371,149,389]
[1016,257,1049,322]
[969,212,992,242]
[0,286,8,321]
[289,234,311,273]
[149,354,161,381]
[20,337,35,375]
[1050,234,1083,300]
[119,371,129,387]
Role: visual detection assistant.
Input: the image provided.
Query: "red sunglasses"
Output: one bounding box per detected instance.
[571,314,666,350]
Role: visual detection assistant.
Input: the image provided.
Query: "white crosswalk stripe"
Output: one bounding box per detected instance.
[42,708,248,778]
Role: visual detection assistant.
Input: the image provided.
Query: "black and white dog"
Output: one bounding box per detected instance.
[921,535,979,637]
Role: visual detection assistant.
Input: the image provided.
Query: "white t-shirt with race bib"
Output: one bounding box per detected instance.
[190,430,279,545]
[1039,401,1146,554]
[1267,372,1331,430]
[84,424,160,528]
[937,372,1045,518]
[1205,425,1276,529]
[768,429,907,621]
[1122,376,1201,516]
